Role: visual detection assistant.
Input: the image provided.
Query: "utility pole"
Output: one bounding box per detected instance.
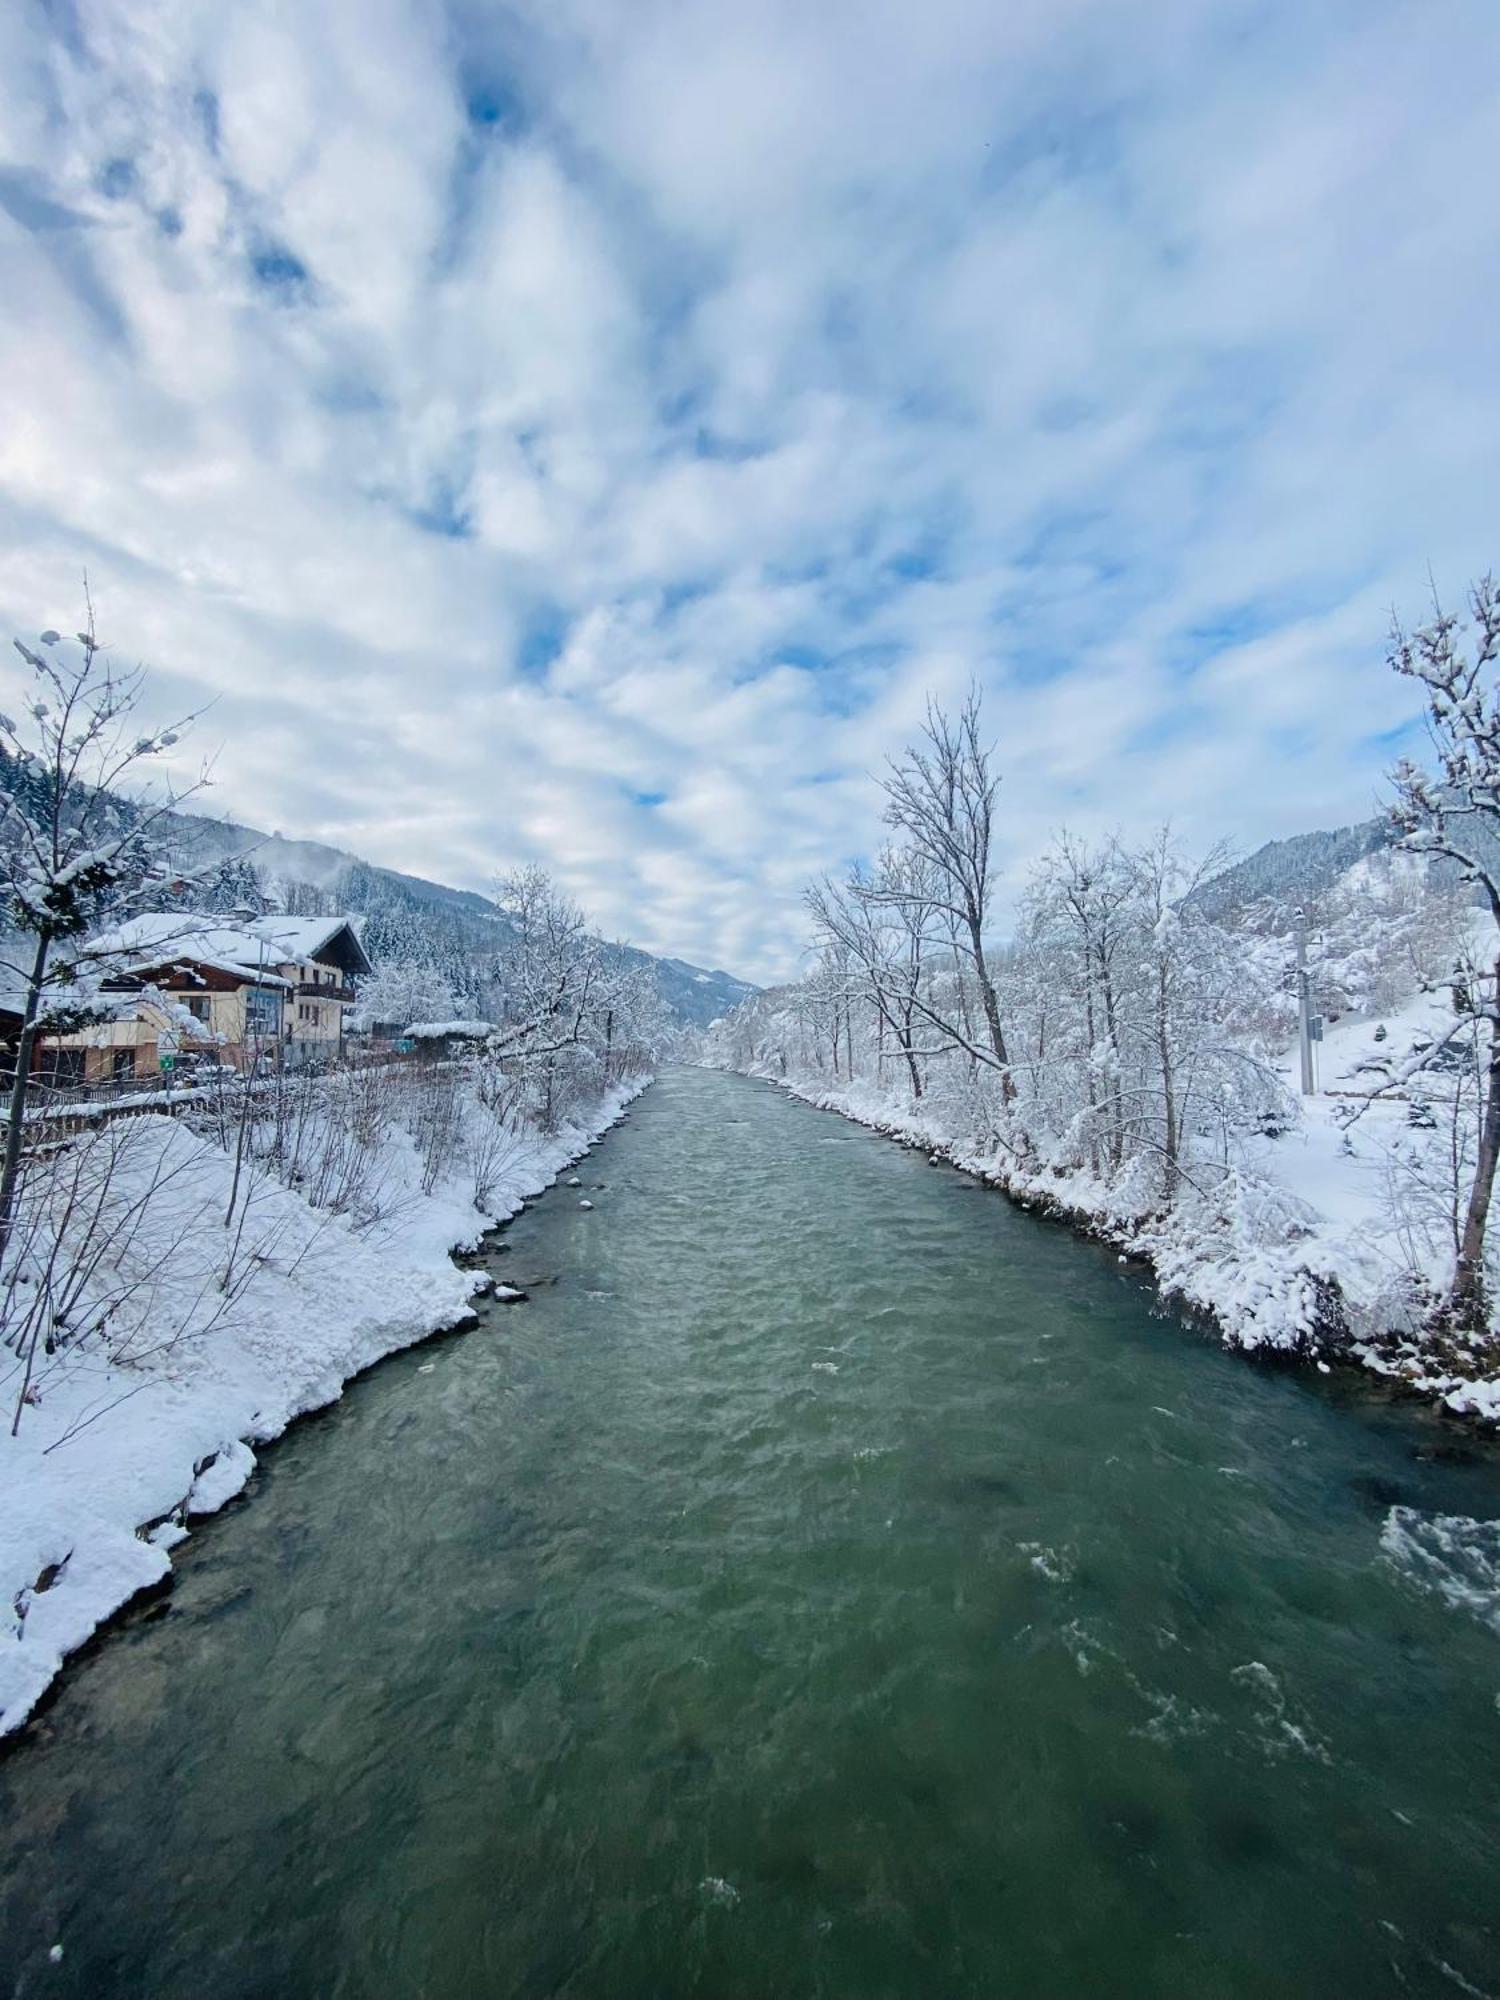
[1294,906,1316,1095]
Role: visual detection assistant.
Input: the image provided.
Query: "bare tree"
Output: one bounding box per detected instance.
[1029,834,1134,1172]
[878,687,1013,1087]
[806,846,938,1100]
[1388,571,1500,1333]
[1117,829,1239,1205]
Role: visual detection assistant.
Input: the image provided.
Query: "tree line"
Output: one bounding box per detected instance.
[709,572,1500,1345]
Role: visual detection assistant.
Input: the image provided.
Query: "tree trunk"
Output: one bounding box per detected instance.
[0,930,52,1271]
[965,908,1012,1094]
[1082,981,1100,1177]
[1100,956,1123,1170]
[1451,1004,1500,1333]
[901,1002,923,1100]
[1157,963,1178,1206]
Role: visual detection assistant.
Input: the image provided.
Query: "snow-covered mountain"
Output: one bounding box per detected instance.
[1187,817,1395,924]
[158,807,757,1028]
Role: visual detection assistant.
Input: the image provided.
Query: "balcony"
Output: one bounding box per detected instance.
[295,981,355,1002]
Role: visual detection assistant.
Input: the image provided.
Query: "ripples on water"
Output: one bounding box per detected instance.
[1,1067,1498,1999]
[1382,1507,1500,1636]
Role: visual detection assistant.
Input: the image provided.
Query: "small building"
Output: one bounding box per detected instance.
[402,1018,496,1060]
[3,972,247,1089]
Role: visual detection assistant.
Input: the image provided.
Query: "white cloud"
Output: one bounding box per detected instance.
[0,0,1496,980]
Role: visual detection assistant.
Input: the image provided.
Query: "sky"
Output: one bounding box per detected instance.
[1,0,1497,983]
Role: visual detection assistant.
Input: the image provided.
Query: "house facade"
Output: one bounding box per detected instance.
[244,917,372,1066]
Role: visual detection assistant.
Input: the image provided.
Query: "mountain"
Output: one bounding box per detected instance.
[158,808,758,1028]
[648,956,758,1025]
[1187,818,1396,925]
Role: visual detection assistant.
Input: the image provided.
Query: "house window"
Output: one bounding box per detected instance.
[112,1049,135,1081]
[184,995,211,1021]
[245,986,280,1035]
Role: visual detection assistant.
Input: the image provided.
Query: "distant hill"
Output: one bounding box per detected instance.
[1187,818,1396,924]
[158,808,758,1028]
[647,956,759,1026]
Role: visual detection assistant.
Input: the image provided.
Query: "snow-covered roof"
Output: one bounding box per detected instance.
[245,916,362,965]
[80,911,370,985]
[81,915,296,988]
[404,1019,495,1041]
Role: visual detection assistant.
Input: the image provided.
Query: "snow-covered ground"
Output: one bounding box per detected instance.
[1248,993,1500,1422]
[0,1078,647,1737]
[754,983,1500,1429]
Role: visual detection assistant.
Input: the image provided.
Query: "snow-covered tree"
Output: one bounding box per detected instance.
[1387,571,1500,1333]
[591,948,672,1080]
[483,867,668,1128]
[806,846,938,1101]
[1023,834,1137,1174]
[274,875,337,919]
[493,867,601,1044]
[351,959,458,1034]
[0,602,202,1262]
[878,687,1012,1084]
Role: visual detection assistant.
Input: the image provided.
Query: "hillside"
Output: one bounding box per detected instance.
[1187,817,1395,924]
[158,808,757,1028]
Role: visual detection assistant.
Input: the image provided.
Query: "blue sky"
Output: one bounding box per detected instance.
[1,0,1497,981]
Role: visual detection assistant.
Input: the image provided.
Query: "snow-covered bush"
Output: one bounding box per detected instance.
[350,959,457,1034]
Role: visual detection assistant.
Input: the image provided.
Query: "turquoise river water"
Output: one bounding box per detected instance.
[1,1066,1498,1997]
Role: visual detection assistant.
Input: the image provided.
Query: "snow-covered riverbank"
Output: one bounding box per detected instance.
[0,1078,648,1738]
[747,1027,1500,1431]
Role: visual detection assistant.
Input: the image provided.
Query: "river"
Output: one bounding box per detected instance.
[1,1066,1498,1997]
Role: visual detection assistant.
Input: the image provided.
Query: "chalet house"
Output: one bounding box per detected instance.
[243,917,373,1066]
[34,913,372,1084]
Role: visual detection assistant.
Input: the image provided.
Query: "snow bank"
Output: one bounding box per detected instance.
[0,1079,647,1736]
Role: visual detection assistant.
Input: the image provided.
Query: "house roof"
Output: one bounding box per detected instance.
[405,1018,495,1041]
[81,912,371,984]
[150,955,294,989]
[79,915,320,990]
[245,916,373,979]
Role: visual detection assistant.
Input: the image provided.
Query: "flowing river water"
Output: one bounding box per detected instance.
[2,1066,1499,1998]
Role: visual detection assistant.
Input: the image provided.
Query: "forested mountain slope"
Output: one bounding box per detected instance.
[1186,818,1395,924]
[152,808,757,1028]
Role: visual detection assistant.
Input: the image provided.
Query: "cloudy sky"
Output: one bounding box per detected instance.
[1,1,1497,981]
